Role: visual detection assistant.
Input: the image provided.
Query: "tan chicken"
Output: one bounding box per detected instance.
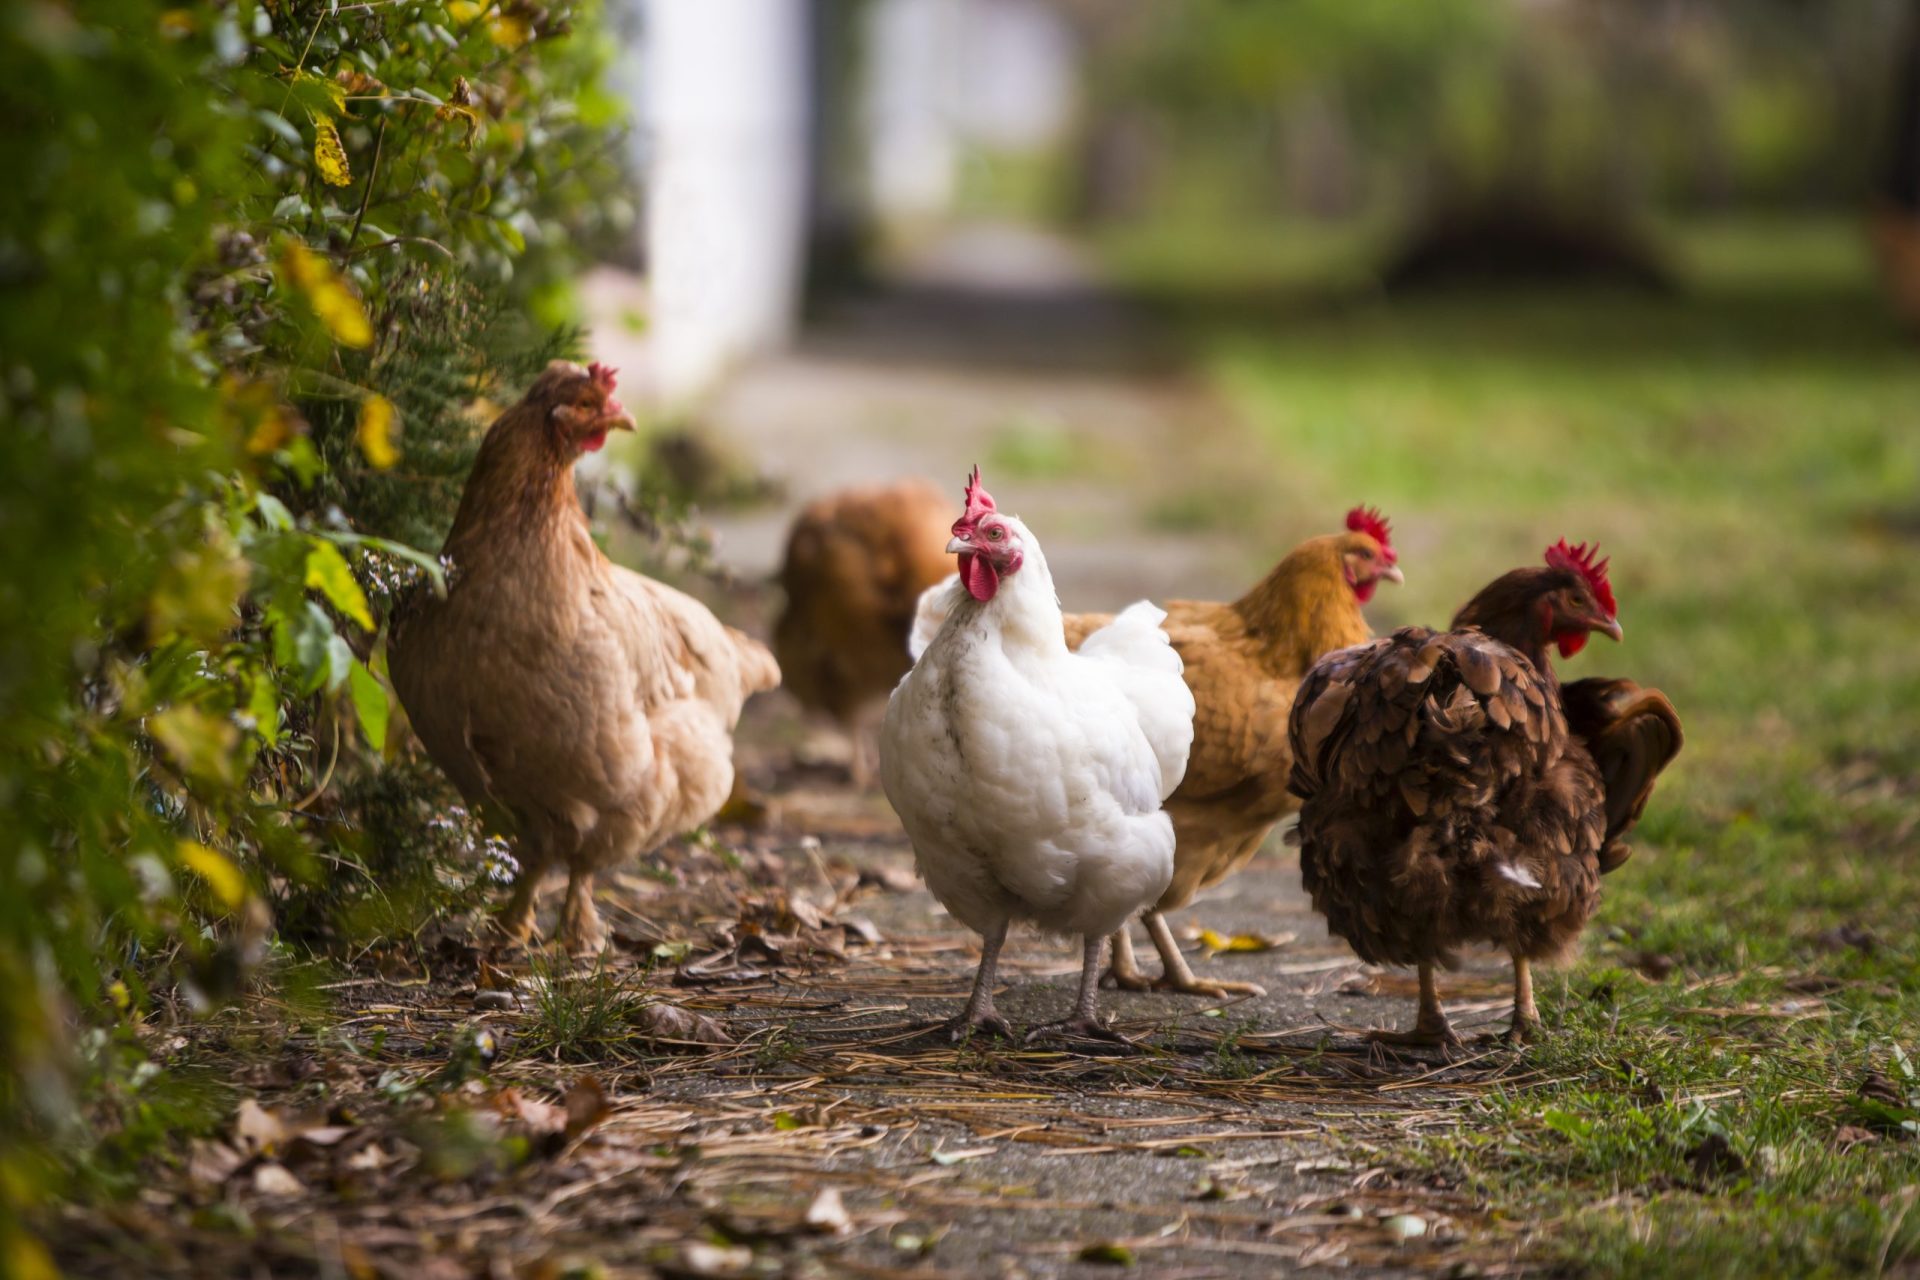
[773,479,954,785]
[390,361,780,953]
[1287,541,1683,1047]
[1060,507,1403,996]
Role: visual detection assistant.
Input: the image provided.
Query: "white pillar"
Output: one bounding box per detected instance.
[642,0,811,407]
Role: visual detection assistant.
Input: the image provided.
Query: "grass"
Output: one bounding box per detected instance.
[1116,213,1920,1274]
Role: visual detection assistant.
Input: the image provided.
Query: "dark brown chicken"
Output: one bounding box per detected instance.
[773,480,955,785]
[1287,541,1681,1046]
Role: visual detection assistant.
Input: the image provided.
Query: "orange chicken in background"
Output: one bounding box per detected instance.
[1061,507,1404,996]
[390,361,780,954]
[773,479,956,786]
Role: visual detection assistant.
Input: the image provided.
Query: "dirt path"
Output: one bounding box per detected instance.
[574,229,1532,1276]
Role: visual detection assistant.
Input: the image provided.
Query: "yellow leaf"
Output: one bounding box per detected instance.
[489,13,531,48]
[1196,928,1291,956]
[3,1231,57,1280]
[356,394,400,469]
[448,0,485,22]
[246,404,299,455]
[178,840,249,910]
[158,9,195,38]
[150,706,241,785]
[305,541,375,631]
[278,240,372,349]
[313,118,351,186]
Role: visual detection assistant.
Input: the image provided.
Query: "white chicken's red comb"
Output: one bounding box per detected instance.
[960,465,996,522]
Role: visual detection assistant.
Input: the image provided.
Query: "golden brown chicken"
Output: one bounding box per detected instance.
[1287,541,1682,1047]
[1060,507,1403,996]
[773,479,955,784]
[390,361,780,953]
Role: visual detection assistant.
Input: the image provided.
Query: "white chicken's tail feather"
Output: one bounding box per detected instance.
[907,572,961,661]
[1076,600,1194,803]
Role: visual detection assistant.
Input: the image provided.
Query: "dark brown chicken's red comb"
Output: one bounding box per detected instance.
[1545,539,1616,617]
[1345,505,1395,562]
[587,362,618,391]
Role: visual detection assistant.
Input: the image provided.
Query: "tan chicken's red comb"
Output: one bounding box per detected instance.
[961,465,996,521]
[1345,505,1395,562]
[1545,539,1616,617]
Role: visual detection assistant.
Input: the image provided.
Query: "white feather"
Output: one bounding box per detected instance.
[1497,862,1543,890]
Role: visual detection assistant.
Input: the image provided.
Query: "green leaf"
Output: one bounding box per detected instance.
[305,540,374,630]
[348,658,389,753]
[254,492,294,531]
[1077,1243,1136,1266]
[324,532,447,596]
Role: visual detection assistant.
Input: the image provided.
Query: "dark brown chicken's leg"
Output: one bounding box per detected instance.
[1502,955,1542,1044]
[1367,963,1462,1050]
[1026,935,1131,1045]
[947,918,1014,1042]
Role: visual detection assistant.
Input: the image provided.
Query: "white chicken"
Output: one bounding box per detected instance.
[881,469,1195,1042]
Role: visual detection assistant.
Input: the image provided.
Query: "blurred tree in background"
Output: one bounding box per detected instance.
[0,1,626,1266]
[1072,0,1914,286]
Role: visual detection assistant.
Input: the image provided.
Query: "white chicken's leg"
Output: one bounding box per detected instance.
[948,918,1014,1042]
[1026,935,1130,1045]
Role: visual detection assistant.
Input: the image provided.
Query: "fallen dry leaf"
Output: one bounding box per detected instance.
[252,1162,305,1198]
[636,1002,733,1046]
[186,1139,246,1187]
[805,1187,852,1235]
[1191,927,1295,956]
[564,1075,611,1140]
[233,1099,285,1155]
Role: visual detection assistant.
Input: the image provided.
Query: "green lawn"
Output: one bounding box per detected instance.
[1113,216,1920,1275]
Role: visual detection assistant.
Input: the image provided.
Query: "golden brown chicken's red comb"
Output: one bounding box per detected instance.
[1345,505,1395,562]
[1545,539,1616,617]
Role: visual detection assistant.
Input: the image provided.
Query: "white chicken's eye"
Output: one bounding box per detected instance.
[987,527,1003,541]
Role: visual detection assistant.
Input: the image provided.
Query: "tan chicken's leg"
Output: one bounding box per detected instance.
[1502,955,1542,1045]
[1142,912,1268,998]
[948,918,1013,1042]
[558,869,608,956]
[1105,926,1154,991]
[490,853,546,946]
[1026,935,1130,1045]
[1367,963,1462,1050]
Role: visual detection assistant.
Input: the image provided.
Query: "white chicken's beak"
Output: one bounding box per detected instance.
[945,536,971,555]
[1378,564,1405,586]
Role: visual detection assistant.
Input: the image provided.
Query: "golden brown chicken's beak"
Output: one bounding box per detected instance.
[1378,564,1405,586]
[1596,617,1623,642]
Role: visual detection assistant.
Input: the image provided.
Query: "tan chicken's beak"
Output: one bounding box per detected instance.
[1378,564,1405,586]
[1596,617,1624,643]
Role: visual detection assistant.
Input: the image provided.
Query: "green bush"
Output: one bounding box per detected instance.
[0,0,627,1264]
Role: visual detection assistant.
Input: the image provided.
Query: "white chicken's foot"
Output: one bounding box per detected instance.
[946,919,1014,1042]
[1025,935,1131,1046]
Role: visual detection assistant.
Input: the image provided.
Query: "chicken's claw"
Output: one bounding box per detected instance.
[944,1011,1014,1043]
[1023,1016,1133,1047]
